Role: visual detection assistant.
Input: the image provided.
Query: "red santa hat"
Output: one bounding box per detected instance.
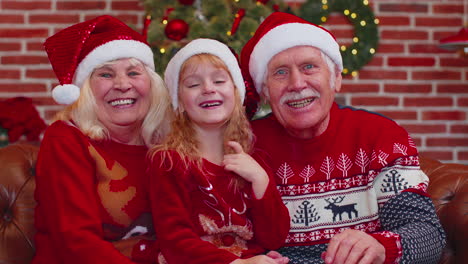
[240,12,343,95]
[43,15,155,105]
[164,38,245,110]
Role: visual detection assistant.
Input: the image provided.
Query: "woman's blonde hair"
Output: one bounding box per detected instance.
[54,58,173,146]
[151,54,253,182]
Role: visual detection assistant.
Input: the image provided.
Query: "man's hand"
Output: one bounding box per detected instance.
[323,229,385,264]
[267,251,290,264]
[223,141,269,198]
[230,253,289,264]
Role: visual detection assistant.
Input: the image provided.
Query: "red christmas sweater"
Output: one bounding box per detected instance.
[33,121,158,264]
[251,103,443,263]
[149,150,290,264]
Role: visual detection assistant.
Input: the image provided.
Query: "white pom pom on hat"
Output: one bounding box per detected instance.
[43,15,154,105]
[52,84,81,105]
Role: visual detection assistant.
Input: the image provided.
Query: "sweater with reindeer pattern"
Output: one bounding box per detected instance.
[251,103,446,264]
[149,150,290,264]
[33,121,158,264]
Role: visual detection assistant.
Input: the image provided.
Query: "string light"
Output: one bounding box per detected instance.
[147,0,293,74]
[296,0,379,75]
[152,0,379,76]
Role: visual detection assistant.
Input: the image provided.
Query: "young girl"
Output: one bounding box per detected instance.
[149,39,290,264]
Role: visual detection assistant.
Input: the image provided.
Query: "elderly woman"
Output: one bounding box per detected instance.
[33,15,172,264]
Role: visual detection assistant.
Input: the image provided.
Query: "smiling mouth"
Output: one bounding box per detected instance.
[286,97,315,108]
[200,101,222,108]
[109,99,136,106]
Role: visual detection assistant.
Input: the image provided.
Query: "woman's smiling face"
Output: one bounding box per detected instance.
[90,58,151,129]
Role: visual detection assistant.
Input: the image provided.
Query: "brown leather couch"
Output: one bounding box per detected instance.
[0,143,467,264]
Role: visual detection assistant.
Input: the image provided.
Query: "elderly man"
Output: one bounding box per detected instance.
[240,12,445,264]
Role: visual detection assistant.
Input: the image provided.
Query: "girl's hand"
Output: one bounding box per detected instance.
[229,254,289,264]
[223,141,269,198]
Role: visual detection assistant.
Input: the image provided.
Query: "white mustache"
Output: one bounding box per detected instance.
[280,89,321,105]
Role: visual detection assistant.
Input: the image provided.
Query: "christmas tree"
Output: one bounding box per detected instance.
[143,0,286,74]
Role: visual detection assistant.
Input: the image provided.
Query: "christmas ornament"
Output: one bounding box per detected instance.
[229,9,245,36]
[162,8,175,23]
[165,19,189,41]
[178,0,196,5]
[142,15,151,40]
[143,0,287,74]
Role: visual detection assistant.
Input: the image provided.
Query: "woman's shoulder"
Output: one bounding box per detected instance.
[43,120,87,141]
[46,120,81,132]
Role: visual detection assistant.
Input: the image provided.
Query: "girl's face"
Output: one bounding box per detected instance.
[90,58,151,129]
[178,57,236,130]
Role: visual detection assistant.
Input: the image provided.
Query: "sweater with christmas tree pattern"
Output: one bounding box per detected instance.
[149,150,290,264]
[33,121,158,264]
[251,103,446,264]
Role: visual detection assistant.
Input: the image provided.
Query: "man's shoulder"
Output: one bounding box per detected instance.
[337,104,393,122]
[336,104,401,130]
[335,104,413,151]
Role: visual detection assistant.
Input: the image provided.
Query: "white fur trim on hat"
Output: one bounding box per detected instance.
[52,84,81,105]
[249,23,343,94]
[74,39,155,88]
[164,38,245,110]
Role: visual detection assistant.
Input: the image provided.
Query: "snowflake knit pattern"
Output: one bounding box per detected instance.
[251,103,446,263]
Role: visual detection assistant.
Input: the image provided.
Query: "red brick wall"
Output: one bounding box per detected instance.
[0,0,466,164]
